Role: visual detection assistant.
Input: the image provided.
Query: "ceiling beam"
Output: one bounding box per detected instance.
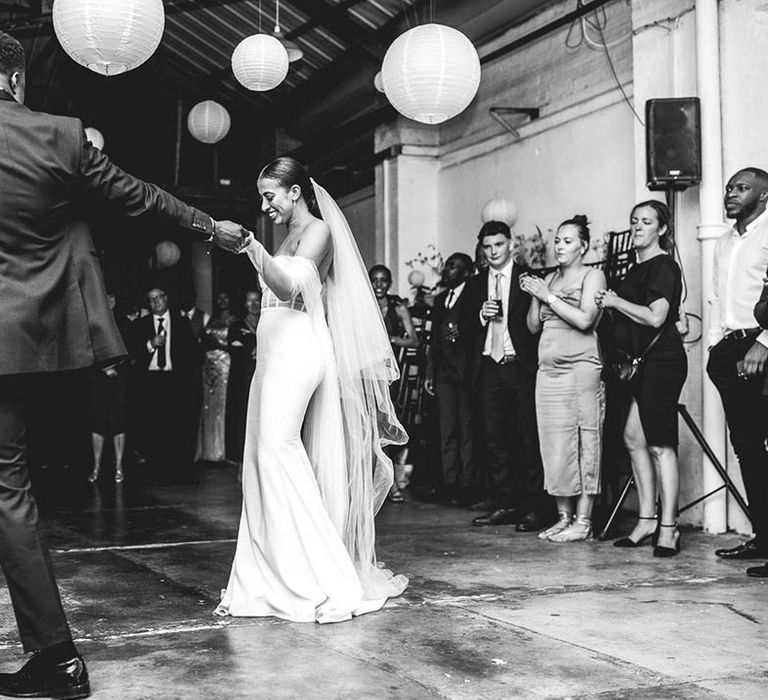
[283,0,386,60]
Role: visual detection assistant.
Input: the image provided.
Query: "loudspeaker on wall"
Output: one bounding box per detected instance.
[646,97,701,191]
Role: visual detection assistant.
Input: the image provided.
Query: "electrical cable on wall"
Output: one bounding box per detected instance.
[566,0,644,127]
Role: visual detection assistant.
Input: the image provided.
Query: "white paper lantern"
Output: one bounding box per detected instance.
[53,0,165,76]
[84,127,105,151]
[187,101,231,144]
[232,34,289,92]
[381,23,481,125]
[373,71,384,93]
[481,198,518,226]
[155,241,181,269]
[272,29,303,63]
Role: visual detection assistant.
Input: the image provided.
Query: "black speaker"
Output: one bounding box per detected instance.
[646,97,701,191]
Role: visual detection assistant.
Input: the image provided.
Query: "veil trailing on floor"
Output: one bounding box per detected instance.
[307,179,408,600]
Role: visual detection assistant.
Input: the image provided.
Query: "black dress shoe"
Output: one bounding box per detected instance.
[515,510,556,533]
[746,563,768,578]
[472,507,523,526]
[469,497,494,512]
[0,653,90,699]
[715,539,767,560]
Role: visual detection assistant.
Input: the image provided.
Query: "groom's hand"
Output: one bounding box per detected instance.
[212,220,249,253]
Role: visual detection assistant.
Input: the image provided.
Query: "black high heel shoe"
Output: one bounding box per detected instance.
[613,515,657,548]
[653,523,681,557]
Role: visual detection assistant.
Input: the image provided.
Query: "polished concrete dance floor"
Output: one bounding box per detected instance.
[0,466,765,699]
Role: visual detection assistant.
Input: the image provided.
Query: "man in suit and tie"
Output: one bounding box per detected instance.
[0,32,246,698]
[425,253,475,505]
[464,221,553,531]
[131,287,200,481]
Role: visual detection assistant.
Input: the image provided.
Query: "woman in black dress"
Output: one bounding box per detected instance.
[596,200,687,556]
[225,288,261,473]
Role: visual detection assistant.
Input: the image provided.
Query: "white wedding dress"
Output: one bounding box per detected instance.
[215,182,408,623]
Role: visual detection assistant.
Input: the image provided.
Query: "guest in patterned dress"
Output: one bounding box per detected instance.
[196,291,238,462]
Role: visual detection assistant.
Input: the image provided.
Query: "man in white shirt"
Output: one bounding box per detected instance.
[132,286,199,481]
[706,167,768,569]
[464,222,552,531]
[425,252,475,505]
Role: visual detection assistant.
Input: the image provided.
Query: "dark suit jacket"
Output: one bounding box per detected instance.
[0,90,213,376]
[429,285,473,382]
[463,265,538,379]
[130,313,198,377]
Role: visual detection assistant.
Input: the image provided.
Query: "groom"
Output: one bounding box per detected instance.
[0,31,247,699]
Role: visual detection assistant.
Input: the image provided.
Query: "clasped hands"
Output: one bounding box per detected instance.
[212,220,254,254]
[594,289,618,309]
[518,272,550,302]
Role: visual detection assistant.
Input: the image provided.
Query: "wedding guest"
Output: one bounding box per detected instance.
[596,200,686,557]
[706,168,768,576]
[425,253,475,505]
[196,291,238,463]
[183,295,211,343]
[132,286,200,480]
[466,221,553,531]
[226,288,262,470]
[522,216,606,542]
[87,294,130,484]
[369,264,418,502]
[369,265,419,355]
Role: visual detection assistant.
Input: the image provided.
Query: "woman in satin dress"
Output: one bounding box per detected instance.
[215,157,408,623]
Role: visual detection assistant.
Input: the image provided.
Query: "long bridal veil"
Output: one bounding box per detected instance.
[306,179,408,600]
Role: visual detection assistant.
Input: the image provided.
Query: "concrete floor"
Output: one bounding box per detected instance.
[1,466,766,699]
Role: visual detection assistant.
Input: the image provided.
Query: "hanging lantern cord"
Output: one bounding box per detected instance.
[275,0,280,34]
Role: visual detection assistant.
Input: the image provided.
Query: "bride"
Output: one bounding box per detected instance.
[215,157,408,623]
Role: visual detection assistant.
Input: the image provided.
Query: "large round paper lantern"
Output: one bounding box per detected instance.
[481,198,518,226]
[381,23,481,125]
[84,127,105,151]
[187,101,231,144]
[53,0,165,76]
[232,34,289,92]
[155,241,181,269]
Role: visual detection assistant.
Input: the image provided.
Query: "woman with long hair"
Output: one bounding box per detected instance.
[215,157,408,622]
[596,200,687,557]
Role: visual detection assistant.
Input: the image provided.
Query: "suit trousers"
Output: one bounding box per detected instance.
[436,365,474,489]
[707,336,767,543]
[479,356,545,509]
[139,370,194,473]
[0,375,72,651]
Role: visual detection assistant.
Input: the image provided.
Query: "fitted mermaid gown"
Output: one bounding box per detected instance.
[215,255,407,623]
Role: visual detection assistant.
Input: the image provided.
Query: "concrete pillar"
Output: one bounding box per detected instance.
[695,0,730,533]
[375,119,441,299]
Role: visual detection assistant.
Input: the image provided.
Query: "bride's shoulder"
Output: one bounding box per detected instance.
[296,218,332,260]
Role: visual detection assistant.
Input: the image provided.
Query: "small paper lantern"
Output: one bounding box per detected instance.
[232,34,289,92]
[381,23,481,125]
[84,127,105,151]
[373,71,384,93]
[187,101,231,144]
[481,199,518,226]
[155,241,181,269]
[407,270,425,287]
[53,0,165,76]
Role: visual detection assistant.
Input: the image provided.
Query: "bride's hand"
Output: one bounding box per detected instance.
[238,230,256,254]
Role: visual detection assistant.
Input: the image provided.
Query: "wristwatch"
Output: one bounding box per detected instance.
[546,293,558,306]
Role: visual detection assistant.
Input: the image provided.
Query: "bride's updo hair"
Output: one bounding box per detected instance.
[259,156,322,218]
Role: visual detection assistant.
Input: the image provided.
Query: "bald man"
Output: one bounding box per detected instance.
[706,168,768,574]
